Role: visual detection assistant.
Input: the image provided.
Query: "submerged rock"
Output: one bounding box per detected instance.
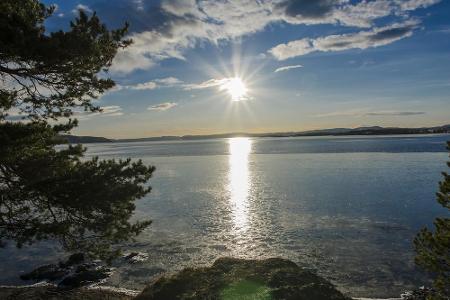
[20,253,113,288]
[136,257,351,300]
[58,265,112,288]
[20,264,68,281]
[123,252,149,264]
[59,253,85,268]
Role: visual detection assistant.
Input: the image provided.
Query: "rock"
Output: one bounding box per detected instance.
[136,257,351,300]
[20,264,68,281]
[401,286,436,300]
[20,253,113,288]
[123,252,149,264]
[75,263,98,273]
[59,266,112,288]
[0,285,134,300]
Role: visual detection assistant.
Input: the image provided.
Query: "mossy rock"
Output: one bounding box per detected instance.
[136,257,351,300]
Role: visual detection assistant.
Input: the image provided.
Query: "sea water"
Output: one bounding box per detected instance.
[1,135,448,298]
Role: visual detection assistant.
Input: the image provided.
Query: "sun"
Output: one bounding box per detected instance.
[220,77,248,101]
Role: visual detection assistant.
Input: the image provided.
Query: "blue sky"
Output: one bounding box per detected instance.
[44,0,450,138]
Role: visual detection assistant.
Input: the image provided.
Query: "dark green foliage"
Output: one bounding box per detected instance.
[0,122,155,259]
[414,141,450,299]
[0,0,155,260]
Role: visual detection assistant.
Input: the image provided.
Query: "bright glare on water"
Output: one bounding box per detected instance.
[228,138,252,233]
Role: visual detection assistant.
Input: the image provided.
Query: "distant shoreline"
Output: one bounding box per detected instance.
[61,124,450,144]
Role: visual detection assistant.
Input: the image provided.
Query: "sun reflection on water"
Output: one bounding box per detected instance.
[227,137,252,233]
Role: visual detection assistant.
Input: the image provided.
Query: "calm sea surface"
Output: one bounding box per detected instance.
[1,135,449,298]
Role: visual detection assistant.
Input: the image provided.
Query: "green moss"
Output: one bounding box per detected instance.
[220,280,272,300]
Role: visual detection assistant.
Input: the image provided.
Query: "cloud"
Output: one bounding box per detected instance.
[274,64,303,73]
[76,105,123,119]
[183,78,229,90]
[269,39,314,60]
[396,0,441,11]
[316,110,426,117]
[100,105,124,116]
[72,4,93,14]
[315,110,365,118]
[115,77,184,91]
[147,102,178,111]
[182,77,247,92]
[364,111,426,116]
[109,1,274,73]
[275,0,343,25]
[119,76,246,94]
[269,20,419,60]
[133,0,144,11]
[154,77,184,85]
[437,28,450,34]
[110,51,155,74]
[103,0,439,73]
[130,81,158,90]
[275,0,439,27]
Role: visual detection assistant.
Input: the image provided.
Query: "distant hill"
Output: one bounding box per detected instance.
[59,124,450,144]
[290,124,450,137]
[59,135,113,144]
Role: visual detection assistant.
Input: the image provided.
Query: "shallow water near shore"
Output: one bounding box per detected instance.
[1,135,449,298]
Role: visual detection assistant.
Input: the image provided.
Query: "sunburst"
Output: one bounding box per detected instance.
[220,77,248,101]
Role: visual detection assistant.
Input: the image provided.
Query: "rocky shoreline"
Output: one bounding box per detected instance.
[2,284,426,300]
[0,283,136,300]
[0,256,435,300]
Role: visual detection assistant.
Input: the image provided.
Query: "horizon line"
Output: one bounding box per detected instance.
[71,123,450,141]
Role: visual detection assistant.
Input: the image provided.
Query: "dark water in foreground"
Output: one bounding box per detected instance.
[1,135,449,298]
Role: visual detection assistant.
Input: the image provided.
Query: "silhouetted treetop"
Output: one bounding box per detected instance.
[0,0,131,120]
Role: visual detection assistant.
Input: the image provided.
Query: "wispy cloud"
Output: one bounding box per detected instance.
[182,78,228,90]
[76,105,123,119]
[147,102,178,111]
[129,81,157,90]
[364,111,426,116]
[397,0,441,11]
[5,105,124,121]
[116,77,184,91]
[154,77,184,85]
[113,76,237,94]
[434,26,450,34]
[316,110,426,118]
[274,64,303,73]
[269,20,420,60]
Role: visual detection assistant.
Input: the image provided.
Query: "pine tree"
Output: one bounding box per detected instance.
[414,141,450,299]
[0,0,155,260]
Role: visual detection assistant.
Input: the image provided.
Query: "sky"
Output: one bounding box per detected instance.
[43,0,450,139]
